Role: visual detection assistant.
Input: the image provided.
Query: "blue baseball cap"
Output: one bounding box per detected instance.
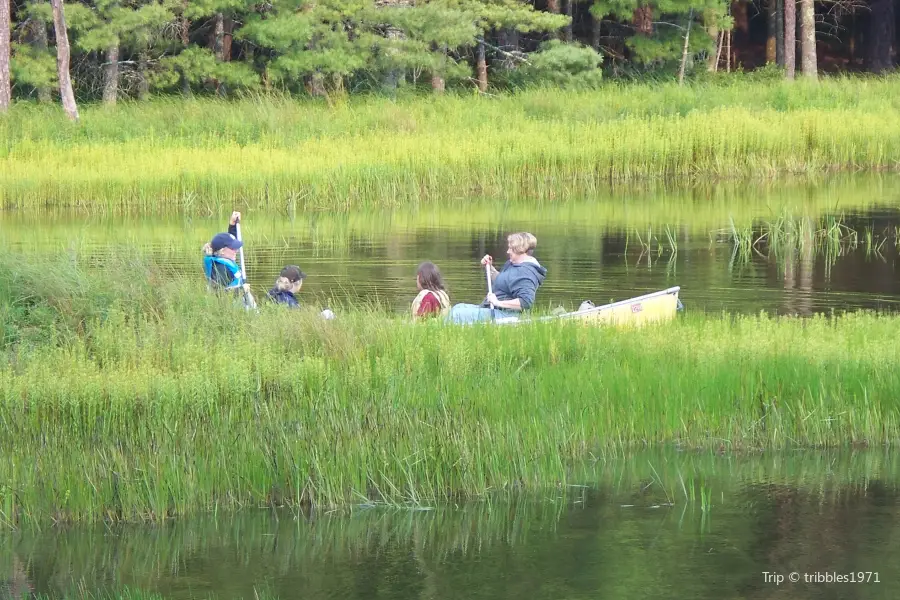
[210,232,243,252]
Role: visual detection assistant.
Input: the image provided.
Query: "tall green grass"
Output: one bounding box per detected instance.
[3,79,900,211]
[1,252,899,525]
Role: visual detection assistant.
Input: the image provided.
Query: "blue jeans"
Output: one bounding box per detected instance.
[446,303,519,324]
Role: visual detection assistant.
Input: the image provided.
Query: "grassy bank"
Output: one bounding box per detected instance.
[1,253,899,525]
[2,78,900,211]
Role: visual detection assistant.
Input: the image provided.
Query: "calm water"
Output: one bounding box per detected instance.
[2,451,898,600]
[4,178,900,598]
[5,176,900,316]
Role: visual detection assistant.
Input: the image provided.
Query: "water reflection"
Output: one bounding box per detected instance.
[3,176,900,316]
[2,451,899,600]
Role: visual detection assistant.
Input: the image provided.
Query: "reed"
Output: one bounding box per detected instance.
[2,79,900,211]
[1,252,899,526]
[719,210,900,271]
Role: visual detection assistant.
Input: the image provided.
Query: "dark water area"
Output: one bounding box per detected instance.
[1,452,898,600]
[5,176,900,317]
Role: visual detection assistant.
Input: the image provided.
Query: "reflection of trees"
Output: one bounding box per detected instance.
[781,217,815,316]
[0,556,32,600]
[3,452,899,600]
[738,481,899,600]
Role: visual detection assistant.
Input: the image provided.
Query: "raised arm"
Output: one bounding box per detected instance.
[227,211,240,237]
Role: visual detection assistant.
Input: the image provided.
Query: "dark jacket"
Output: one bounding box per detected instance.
[267,289,300,308]
[483,257,547,310]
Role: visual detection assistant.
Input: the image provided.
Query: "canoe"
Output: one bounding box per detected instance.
[495,286,682,328]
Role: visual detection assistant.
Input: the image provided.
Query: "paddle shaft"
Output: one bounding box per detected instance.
[235,220,248,282]
[235,219,255,310]
[485,263,494,309]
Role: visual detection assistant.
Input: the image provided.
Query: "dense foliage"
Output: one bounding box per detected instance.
[3,0,896,102]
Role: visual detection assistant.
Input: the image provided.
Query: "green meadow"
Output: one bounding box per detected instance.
[2,78,900,211]
[1,252,898,525]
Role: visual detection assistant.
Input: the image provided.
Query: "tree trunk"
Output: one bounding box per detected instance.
[730,0,748,66]
[547,0,562,40]
[213,13,225,61]
[799,0,816,78]
[731,0,748,35]
[564,0,573,42]
[179,0,191,95]
[765,0,777,63]
[591,11,601,51]
[632,5,652,35]
[704,10,719,71]
[476,38,488,92]
[431,44,446,94]
[678,10,694,85]
[497,29,520,70]
[137,50,149,100]
[50,0,79,121]
[31,1,52,102]
[211,12,226,95]
[181,0,190,46]
[103,41,119,105]
[775,0,784,65]
[0,0,10,111]
[866,0,895,72]
[383,25,406,92]
[784,0,796,79]
[223,16,233,62]
[726,28,731,71]
[307,72,326,96]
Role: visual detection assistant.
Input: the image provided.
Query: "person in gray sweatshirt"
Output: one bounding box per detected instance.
[447,232,547,324]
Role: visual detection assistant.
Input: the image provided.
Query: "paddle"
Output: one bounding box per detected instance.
[485,262,495,318]
[234,217,257,310]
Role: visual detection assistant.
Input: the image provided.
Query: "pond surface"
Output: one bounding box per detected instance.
[4,177,900,599]
[1,450,898,600]
[4,175,900,316]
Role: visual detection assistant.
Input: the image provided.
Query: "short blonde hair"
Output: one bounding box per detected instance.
[507,232,537,255]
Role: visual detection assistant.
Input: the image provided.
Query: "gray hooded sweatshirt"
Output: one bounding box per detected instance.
[483,256,548,310]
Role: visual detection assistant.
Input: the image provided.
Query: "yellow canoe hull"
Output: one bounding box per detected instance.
[562,286,682,328]
[496,286,682,328]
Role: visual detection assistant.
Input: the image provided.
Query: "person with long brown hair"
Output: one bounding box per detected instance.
[412,261,451,318]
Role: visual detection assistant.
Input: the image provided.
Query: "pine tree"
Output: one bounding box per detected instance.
[66,0,175,103]
[591,0,728,68]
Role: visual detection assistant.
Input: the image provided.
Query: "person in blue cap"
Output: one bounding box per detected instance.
[203,211,251,294]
